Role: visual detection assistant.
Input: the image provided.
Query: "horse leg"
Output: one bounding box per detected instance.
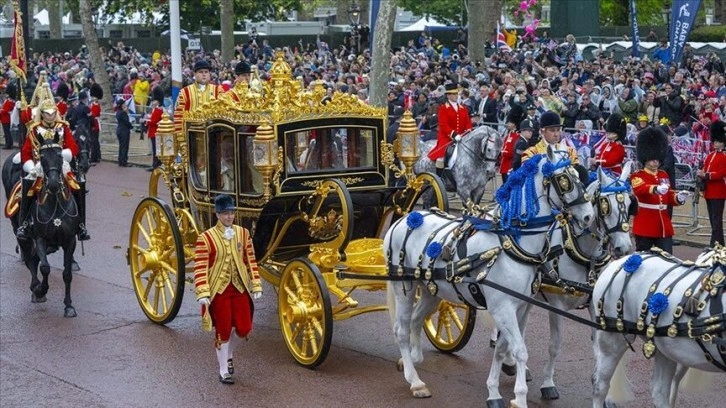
[409,293,438,365]
[591,330,628,408]
[487,310,529,408]
[541,311,562,400]
[32,243,50,303]
[651,351,677,408]
[390,284,430,398]
[668,364,688,408]
[62,241,77,317]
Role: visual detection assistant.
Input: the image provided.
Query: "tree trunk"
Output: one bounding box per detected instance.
[220,0,235,63]
[78,0,113,113]
[482,0,504,55]
[468,0,486,65]
[48,0,62,39]
[368,0,396,108]
[716,0,725,25]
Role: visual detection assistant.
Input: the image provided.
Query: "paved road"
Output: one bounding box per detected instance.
[0,150,722,408]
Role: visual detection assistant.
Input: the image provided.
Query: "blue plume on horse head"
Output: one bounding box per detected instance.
[495,154,544,232]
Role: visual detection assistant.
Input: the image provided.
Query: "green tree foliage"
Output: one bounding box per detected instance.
[398,0,466,25]
[600,0,669,26]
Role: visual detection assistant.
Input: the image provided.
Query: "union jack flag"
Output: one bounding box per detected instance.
[497,22,511,53]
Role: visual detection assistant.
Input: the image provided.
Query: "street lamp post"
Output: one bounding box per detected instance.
[348,2,361,53]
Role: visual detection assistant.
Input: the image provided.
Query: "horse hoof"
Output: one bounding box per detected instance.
[396,358,404,372]
[411,385,431,398]
[604,402,618,408]
[486,398,506,408]
[64,307,77,318]
[31,294,47,303]
[526,368,532,382]
[541,386,560,400]
[502,363,516,376]
[490,339,497,348]
[71,261,80,271]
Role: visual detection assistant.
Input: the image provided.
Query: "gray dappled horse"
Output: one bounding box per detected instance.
[386,147,594,407]
[415,125,502,205]
[1,137,81,317]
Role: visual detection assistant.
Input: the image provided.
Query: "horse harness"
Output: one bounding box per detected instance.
[597,248,726,372]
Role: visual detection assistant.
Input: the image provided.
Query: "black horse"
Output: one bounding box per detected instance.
[1,137,81,317]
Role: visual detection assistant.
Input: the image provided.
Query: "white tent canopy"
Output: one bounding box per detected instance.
[34,9,71,25]
[399,17,447,32]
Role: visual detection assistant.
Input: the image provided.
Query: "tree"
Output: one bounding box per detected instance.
[368,0,397,108]
[220,0,235,63]
[78,0,113,113]
[599,0,667,26]
[398,0,464,25]
[44,0,63,39]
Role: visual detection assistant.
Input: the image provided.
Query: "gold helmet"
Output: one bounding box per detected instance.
[33,89,61,123]
[29,71,53,107]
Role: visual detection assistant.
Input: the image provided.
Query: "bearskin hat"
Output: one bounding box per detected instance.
[711,120,726,144]
[5,82,17,100]
[56,81,70,100]
[636,127,668,164]
[604,112,626,142]
[151,86,165,105]
[506,104,525,129]
[90,82,104,100]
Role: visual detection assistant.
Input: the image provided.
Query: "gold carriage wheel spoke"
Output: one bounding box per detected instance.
[290,321,303,342]
[433,315,445,341]
[159,260,179,278]
[449,309,465,331]
[135,220,153,245]
[291,270,303,294]
[142,270,157,300]
[163,275,175,296]
[311,315,324,337]
[283,285,301,304]
[307,322,320,355]
[444,323,454,343]
[158,279,169,314]
[143,208,157,232]
[152,280,161,313]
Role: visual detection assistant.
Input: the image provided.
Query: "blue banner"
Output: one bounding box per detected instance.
[669,0,702,64]
[630,0,640,57]
[369,0,380,46]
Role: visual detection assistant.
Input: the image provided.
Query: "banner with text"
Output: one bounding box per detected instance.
[669,0,702,64]
[630,0,640,57]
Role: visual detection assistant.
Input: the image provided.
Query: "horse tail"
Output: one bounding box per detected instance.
[679,368,713,394]
[606,353,634,404]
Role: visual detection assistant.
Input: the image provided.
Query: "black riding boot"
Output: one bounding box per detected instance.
[15,179,34,241]
[75,181,90,241]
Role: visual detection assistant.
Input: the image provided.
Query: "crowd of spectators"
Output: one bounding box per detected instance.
[1,32,726,155]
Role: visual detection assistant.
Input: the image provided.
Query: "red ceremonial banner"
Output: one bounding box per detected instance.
[9,1,26,80]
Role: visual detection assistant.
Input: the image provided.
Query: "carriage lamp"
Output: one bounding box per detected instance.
[396,110,420,179]
[253,120,279,199]
[155,112,176,168]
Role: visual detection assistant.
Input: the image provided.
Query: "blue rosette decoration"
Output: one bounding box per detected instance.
[426,242,443,259]
[542,161,555,178]
[648,293,669,315]
[623,254,642,274]
[407,211,423,230]
[588,171,598,185]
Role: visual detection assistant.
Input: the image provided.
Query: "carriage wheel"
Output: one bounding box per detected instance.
[423,300,476,353]
[414,172,450,212]
[278,258,333,368]
[128,197,186,324]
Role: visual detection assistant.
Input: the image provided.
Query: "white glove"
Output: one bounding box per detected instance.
[197,297,210,306]
[454,134,462,142]
[14,101,22,110]
[252,292,262,300]
[677,191,689,204]
[61,148,72,162]
[655,184,669,195]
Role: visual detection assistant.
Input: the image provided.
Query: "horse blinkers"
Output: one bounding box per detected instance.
[627,194,638,217]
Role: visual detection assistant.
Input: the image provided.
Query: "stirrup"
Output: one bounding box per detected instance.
[78,224,91,241]
[16,223,30,241]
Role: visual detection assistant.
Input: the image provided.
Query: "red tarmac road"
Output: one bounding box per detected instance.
[0,151,723,407]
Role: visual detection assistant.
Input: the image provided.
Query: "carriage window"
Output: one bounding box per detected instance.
[190,131,207,189]
[286,127,375,173]
[219,133,235,192]
[208,126,262,195]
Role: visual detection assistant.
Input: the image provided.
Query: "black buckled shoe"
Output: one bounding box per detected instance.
[227,359,234,375]
[218,373,234,384]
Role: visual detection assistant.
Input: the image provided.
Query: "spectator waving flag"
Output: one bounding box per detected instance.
[497,22,512,52]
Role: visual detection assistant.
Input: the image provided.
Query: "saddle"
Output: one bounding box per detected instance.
[4,174,81,218]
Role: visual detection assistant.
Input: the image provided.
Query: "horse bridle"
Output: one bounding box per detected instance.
[543,158,590,212]
[594,182,637,238]
[456,131,499,164]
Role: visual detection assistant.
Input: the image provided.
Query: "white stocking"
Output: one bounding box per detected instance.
[228,331,238,361]
[215,341,230,376]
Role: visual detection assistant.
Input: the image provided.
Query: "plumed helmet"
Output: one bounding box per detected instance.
[506,104,525,128]
[539,110,562,128]
[90,82,104,100]
[234,61,251,75]
[636,127,668,164]
[56,81,70,100]
[604,113,627,142]
[5,82,17,100]
[214,194,235,213]
[711,120,726,144]
[151,86,165,105]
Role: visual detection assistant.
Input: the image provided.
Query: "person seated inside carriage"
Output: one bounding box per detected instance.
[15,98,90,241]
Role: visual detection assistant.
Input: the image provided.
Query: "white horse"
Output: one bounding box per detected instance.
[537,163,637,401]
[385,147,594,407]
[415,125,502,205]
[592,244,726,407]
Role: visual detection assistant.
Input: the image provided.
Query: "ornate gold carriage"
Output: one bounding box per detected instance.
[126,53,475,367]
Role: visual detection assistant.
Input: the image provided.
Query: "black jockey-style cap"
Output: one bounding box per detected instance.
[193,59,211,72]
[214,194,235,213]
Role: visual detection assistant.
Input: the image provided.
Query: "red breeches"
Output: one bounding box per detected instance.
[209,285,253,342]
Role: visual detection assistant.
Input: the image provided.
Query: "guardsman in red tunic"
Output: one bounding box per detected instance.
[427,83,472,173]
[1,82,16,150]
[15,98,84,241]
[591,112,626,176]
[630,127,689,253]
[146,87,165,169]
[500,106,524,184]
[173,60,223,135]
[89,83,103,164]
[56,81,70,120]
[194,194,263,384]
[696,121,726,246]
